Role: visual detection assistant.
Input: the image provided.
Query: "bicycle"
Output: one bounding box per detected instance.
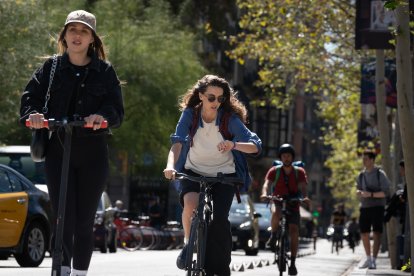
[263,195,303,276]
[174,172,243,276]
[26,117,107,276]
[331,225,344,255]
[115,214,155,251]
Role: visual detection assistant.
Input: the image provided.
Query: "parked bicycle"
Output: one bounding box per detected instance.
[174,172,243,276]
[115,213,184,251]
[263,195,303,276]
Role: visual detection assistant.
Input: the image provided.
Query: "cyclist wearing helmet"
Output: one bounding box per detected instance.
[260,143,309,276]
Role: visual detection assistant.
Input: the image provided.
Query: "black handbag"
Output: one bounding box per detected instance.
[30,55,57,162]
[30,128,50,162]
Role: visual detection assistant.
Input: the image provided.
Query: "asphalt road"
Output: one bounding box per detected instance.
[0,239,367,276]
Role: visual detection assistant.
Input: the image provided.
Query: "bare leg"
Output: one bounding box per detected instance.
[372,232,382,258]
[289,224,299,258]
[361,232,371,257]
[270,210,281,232]
[182,192,198,241]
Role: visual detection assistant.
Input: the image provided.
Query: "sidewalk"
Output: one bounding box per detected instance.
[348,250,408,276]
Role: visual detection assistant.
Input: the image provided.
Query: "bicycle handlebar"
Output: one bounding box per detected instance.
[25,118,108,129]
[174,172,243,187]
[263,195,304,203]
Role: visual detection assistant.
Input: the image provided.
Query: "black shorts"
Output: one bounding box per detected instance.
[274,204,300,225]
[179,169,237,207]
[359,206,385,233]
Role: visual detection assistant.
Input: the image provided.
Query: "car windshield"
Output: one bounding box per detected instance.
[230,199,250,217]
[254,204,272,223]
[0,154,46,184]
[97,198,104,211]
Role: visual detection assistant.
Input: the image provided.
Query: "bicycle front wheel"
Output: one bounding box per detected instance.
[278,232,287,276]
[197,220,208,271]
[186,218,199,276]
[119,226,143,251]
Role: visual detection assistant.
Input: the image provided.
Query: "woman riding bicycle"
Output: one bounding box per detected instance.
[163,75,261,276]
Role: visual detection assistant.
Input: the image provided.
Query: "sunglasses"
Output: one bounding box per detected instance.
[205,94,226,103]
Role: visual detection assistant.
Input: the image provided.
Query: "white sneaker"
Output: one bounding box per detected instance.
[61,266,71,276]
[369,259,376,269]
[359,258,371,269]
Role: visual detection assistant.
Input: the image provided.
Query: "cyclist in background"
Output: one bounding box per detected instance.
[331,203,348,248]
[163,75,261,276]
[260,144,309,276]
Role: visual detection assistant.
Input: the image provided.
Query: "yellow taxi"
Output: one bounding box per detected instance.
[0,148,52,267]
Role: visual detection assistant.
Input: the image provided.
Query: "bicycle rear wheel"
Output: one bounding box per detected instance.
[139,226,156,250]
[119,226,143,251]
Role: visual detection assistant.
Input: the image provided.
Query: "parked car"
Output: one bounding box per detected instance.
[0,163,52,267]
[253,202,272,249]
[0,146,47,193]
[0,146,118,254]
[229,193,260,256]
[94,191,117,253]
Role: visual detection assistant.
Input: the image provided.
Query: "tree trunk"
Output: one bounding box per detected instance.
[395,3,414,275]
[375,49,396,267]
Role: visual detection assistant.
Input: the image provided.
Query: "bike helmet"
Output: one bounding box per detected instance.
[278,144,295,159]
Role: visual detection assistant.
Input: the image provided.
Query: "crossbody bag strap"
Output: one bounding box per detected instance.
[42,54,58,114]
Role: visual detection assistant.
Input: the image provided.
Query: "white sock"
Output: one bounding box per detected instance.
[61,266,71,276]
[70,269,87,276]
[184,238,188,244]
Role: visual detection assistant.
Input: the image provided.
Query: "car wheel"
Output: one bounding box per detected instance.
[100,231,108,253]
[245,248,258,256]
[108,229,117,253]
[0,253,9,260]
[14,222,46,267]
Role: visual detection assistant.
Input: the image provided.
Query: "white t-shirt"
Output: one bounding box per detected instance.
[184,120,235,177]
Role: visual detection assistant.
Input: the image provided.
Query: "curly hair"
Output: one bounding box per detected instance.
[179,75,248,123]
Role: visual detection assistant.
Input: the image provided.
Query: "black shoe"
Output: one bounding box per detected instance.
[288,264,298,275]
[266,234,277,249]
[176,245,188,270]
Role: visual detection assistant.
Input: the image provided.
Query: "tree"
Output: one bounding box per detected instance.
[228,0,362,210]
[386,0,414,271]
[0,0,50,144]
[92,0,206,175]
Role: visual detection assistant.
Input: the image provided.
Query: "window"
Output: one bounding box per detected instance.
[8,173,24,192]
[0,154,46,184]
[254,105,289,158]
[0,169,11,193]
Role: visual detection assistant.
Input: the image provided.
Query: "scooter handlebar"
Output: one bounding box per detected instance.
[25,119,108,129]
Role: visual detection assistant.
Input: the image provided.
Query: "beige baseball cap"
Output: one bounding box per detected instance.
[65,10,96,32]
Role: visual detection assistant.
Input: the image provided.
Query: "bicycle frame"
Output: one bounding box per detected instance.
[175,172,242,276]
[265,196,302,276]
[276,199,288,276]
[185,180,211,276]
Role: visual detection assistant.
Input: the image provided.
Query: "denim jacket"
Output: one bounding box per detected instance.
[20,53,124,135]
[170,108,262,191]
